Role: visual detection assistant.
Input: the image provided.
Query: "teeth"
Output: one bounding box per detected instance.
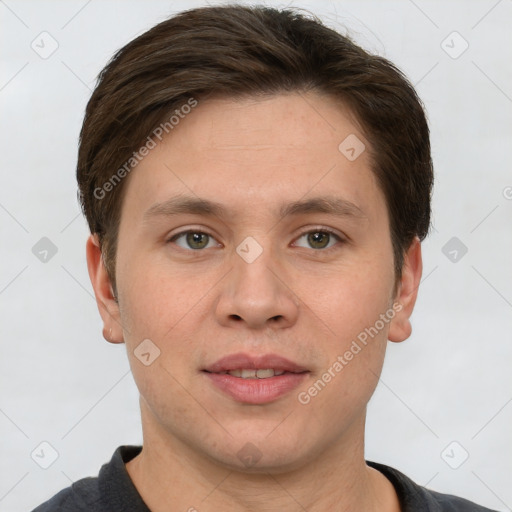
[226,369,286,379]
[256,369,274,378]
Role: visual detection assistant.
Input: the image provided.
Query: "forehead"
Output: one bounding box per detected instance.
[120,92,383,222]
[165,93,363,158]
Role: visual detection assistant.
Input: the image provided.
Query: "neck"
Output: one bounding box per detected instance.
[126,408,400,512]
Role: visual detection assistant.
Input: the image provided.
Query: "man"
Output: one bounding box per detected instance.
[32,5,497,511]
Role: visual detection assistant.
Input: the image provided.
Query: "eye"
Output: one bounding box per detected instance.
[293,229,342,250]
[169,231,219,250]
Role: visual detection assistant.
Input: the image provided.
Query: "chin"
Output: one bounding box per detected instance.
[199,430,316,475]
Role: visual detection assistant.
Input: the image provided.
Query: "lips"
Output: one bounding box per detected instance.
[203,353,308,374]
[203,353,309,405]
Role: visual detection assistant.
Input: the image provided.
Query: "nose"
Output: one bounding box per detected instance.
[214,242,300,331]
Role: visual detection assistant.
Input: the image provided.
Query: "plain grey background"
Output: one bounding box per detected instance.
[1,0,511,510]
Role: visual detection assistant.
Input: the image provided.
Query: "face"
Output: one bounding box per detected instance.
[89,92,420,473]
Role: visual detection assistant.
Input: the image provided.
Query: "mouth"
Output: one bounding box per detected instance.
[211,368,289,378]
[202,353,310,404]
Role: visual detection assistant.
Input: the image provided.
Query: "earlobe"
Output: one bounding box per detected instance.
[388,237,423,343]
[86,234,124,344]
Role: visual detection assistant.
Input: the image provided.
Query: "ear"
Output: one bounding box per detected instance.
[388,236,423,343]
[86,234,124,344]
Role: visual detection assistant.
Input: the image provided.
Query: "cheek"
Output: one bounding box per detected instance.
[299,309,388,434]
[293,259,393,404]
[295,261,394,343]
[117,250,207,340]
[117,255,216,400]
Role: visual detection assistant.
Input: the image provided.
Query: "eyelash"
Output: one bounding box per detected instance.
[166,227,345,252]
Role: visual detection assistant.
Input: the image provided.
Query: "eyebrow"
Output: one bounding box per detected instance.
[142,195,367,223]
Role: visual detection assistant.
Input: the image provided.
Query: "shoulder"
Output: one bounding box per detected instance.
[30,477,102,512]
[367,460,498,512]
[31,445,143,512]
[426,487,498,511]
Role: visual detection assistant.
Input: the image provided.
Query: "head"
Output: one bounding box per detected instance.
[82,5,432,473]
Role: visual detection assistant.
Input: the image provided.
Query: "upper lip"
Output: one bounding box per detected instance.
[203,353,309,373]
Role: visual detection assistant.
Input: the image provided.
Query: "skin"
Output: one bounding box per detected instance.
[87,92,422,511]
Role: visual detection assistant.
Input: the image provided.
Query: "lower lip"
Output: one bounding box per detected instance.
[204,372,308,405]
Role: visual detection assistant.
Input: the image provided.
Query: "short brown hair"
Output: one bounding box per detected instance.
[77,5,433,293]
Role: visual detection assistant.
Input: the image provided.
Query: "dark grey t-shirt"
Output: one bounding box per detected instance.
[31,445,498,511]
